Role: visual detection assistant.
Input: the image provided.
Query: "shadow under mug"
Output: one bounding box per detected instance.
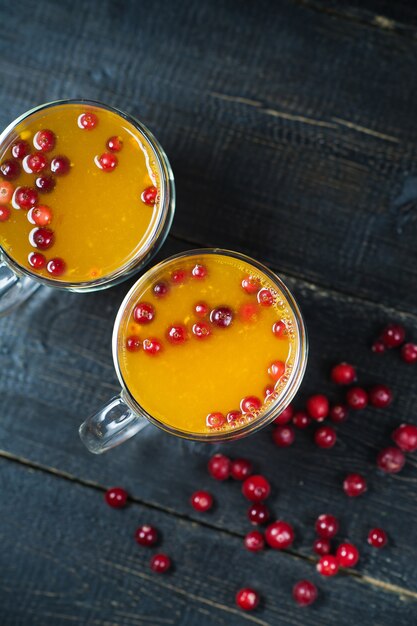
[0,99,175,316]
[79,248,308,454]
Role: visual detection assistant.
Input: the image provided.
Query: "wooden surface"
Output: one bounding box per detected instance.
[1,0,417,624]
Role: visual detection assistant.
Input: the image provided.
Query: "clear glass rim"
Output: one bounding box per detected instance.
[112,248,308,442]
[0,98,175,291]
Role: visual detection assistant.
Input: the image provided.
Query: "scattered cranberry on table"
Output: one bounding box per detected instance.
[292,580,318,607]
[265,520,294,549]
[244,530,265,552]
[235,588,260,611]
[247,503,270,525]
[190,491,213,512]
[135,524,158,546]
[331,362,356,385]
[314,426,336,449]
[313,537,331,556]
[230,458,253,481]
[380,323,405,348]
[316,555,339,577]
[306,394,329,421]
[336,543,359,568]
[292,410,311,429]
[207,454,231,480]
[372,339,386,354]
[272,425,295,447]
[401,343,417,364]
[242,475,271,502]
[273,404,293,425]
[376,447,405,474]
[346,387,368,410]
[368,528,388,548]
[150,553,171,573]
[368,385,392,408]
[329,404,349,423]
[105,487,128,508]
[343,473,367,497]
[392,424,417,452]
[315,514,339,539]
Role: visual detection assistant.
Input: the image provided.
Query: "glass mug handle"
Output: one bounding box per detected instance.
[79,392,148,454]
[0,258,40,317]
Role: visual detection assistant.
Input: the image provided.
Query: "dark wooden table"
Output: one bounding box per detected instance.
[1,1,417,624]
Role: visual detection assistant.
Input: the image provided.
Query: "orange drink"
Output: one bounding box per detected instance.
[114,250,307,438]
[0,100,174,289]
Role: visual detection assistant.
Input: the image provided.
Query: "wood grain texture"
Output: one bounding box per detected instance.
[1,457,416,626]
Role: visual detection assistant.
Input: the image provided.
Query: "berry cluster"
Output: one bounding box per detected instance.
[372,323,417,364]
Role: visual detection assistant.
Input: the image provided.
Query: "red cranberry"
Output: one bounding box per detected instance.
[331,362,356,385]
[242,475,271,502]
[166,324,188,345]
[190,491,213,512]
[241,276,260,294]
[191,263,208,279]
[1,159,21,180]
[206,412,226,428]
[292,410,311,429]
[401,343,417,364]
[29,205,53,226]
[377,447,405,474]
[150,553,171,573]
[244,530,265,552]
[194,301,209,317]
[346,387,368,410]
[0,206,11,222]
[96,152,118,172]
[240,396,262,413]
[46,258,66,277]
[35,175,56,193]
[257,288,275,307]
[329,404,348,423]
[135,524,158,546]
[210,306,233,328]
[207,454,231,480]
[24,153,48,173]
[314,426,336,449]
[126,336,141,352]
[273,404,293,425]
[153,281,169,298]
[381,323,405,348]
[292,580,318,607]
[315,514,339,538]
[316,555,339,577]
[265,520,294,549]
[272,320,287,338]
[369,384,392,408]
[105,486,128,508]
[78,112,98,130]
[192,321,211,339]
[368,528,387,548]
[31,227,54,250]
[392,423,417,452]
[247,503,270,525]
[33,129,55,152]
[226,410,242,424]
[313,538,331,556]
[50,155,71,175]
[272,425,295,447]
[372,339,386,354]
[239,302,259,323]
[235,588,259,611]
[106,135,123,152]
[141,186,158,205]
[15,186,38,209]
[28,252,46,269]
[142,338,162,355]
[0,181,14,203]
[231,458,253,481]
[133,302,155,324]
[343,473,367,497]
[336,543,359,568]
[306,394,329,421]
[11,140,29,159]
[268,360,285,382]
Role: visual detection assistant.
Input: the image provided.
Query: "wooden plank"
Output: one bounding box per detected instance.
[0,457,416,626]
[1,0,417,312]
[1,237,417,598]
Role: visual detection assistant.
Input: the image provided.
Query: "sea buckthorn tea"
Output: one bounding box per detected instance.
[115,251,305,437]
[0,101,172,286]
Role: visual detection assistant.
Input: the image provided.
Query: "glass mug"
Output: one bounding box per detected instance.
[79,249,308,453]
[0,99,175,316]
